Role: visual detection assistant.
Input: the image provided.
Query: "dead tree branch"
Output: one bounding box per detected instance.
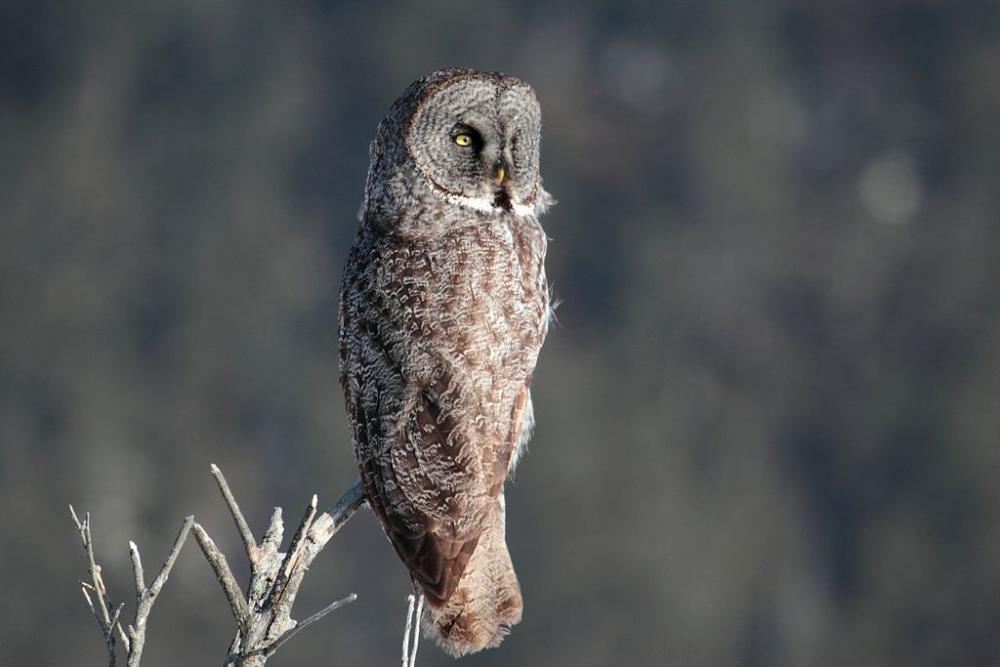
[195,465,365,666]
[125,517,194,666]
[401,593,424,667]
[71,506,118,665]
[72,466,367,666]
[71,506,193,666]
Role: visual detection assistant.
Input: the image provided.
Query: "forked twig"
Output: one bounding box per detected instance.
[71,505,125,665]
[72,466,367,666]
[71,507,193,666]
[125,517,193,666]
[197,466,365,666]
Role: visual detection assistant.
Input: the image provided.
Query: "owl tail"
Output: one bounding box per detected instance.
[421,496,523,657]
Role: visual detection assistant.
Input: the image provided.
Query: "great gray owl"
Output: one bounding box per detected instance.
[339,69,552,656]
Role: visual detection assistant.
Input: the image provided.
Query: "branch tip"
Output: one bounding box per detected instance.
[210,464,257,558]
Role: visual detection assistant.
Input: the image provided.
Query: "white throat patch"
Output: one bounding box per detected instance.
[444,192,536,217]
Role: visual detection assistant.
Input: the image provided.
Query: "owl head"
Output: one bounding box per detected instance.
[362,69,552,226]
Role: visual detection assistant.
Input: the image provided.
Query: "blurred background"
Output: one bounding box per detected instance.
[3,1,1000,665]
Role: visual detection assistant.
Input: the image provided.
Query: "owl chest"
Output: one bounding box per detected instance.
[378,219,546,375]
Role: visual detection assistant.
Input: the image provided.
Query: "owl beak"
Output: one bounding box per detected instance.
[492,160,508,186]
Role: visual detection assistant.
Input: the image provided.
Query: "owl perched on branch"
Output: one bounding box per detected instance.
[339,69,552,656]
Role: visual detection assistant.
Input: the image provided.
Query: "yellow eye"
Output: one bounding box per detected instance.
[454,133,473,147]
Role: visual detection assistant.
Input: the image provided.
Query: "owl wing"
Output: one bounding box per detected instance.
[345,323,506,605]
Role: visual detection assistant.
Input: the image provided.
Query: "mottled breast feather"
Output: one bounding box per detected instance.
[341,212,547,602]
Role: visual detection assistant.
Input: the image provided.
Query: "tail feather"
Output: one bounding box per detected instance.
[421,497,522,656]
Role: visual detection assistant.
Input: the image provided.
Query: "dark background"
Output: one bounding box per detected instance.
[4,2,1000,665]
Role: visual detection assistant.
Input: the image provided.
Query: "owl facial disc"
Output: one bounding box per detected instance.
[405,72,543,216]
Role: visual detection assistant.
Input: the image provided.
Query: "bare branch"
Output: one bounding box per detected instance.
[109,603,125,643]
[81,585,116,663]
[126,516,194,667]
[128,541,146,595]
[81,582,131,652]
[148,516,193,596]
[71,508,112,626]
[282,495,318,581]
[411,594,424,666]
[322,479,366,537]
[72,470,367,666]
[401,594,424,667]
[210,463,257,559]
[266,495,317,613]
[218,471,366,665]
[192,522,251,630]
[261,507,284,550]
[401,594,415,667]
[244,593,358,660]
[80,585,97,619]
[71,506,119,665]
